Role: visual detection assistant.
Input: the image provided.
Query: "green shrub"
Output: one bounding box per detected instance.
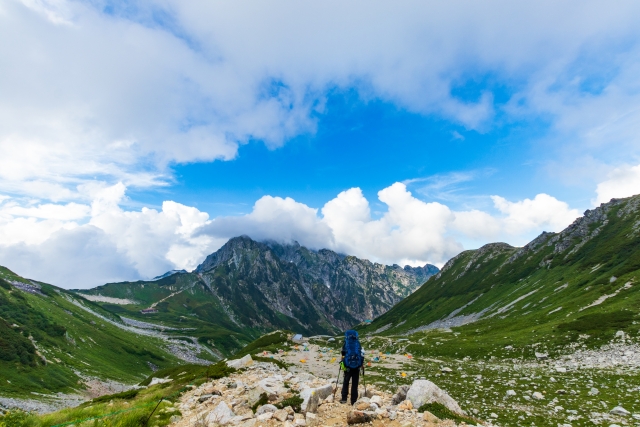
[233,331,290,358]
[558,310,634,334]
[417,402,475,424]
[0,409,37,427]
[90,388,139,404]
[139,361,235,387]
[276,394,303,413]
[251,393,268,413]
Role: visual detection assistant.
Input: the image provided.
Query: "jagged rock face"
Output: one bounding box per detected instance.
[195,236,438,333]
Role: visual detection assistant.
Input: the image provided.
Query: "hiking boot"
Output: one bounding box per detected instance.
[340,400,347,404]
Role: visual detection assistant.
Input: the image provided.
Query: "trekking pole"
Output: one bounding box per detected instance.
[361,365,367,397]
[332,364,342,399]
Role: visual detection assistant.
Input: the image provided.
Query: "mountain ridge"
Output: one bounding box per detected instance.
[75,236,437,356]
[363,195,640,351]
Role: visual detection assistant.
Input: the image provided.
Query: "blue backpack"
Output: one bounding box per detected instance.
[343,330,363,369]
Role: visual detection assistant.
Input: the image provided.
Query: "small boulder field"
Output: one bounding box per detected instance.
[170,355,480,427]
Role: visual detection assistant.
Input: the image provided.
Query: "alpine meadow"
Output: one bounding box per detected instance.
[1,2,640,427]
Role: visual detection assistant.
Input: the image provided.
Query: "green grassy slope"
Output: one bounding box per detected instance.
[76,272,285,357]
[363,195,640,356]
[0,268,182,398]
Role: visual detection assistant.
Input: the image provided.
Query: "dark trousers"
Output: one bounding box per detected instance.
[341,367,360,404]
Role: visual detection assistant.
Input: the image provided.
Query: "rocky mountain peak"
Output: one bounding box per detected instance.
[191,236,438,332]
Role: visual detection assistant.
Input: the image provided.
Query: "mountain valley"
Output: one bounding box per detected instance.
[1,196,640,426]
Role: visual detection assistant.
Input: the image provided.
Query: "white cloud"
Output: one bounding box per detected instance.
[490,194,580,236]
[0,183,219,287]
[594,164,640,205]
[2,0,640,200]
[0,181,585,288]
[200,196,333,249]
[0,226,141,289]
[198,183,581,268]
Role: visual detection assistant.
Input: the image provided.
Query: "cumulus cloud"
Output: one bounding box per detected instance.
[0,226,141,289]
[594,164,640,205]
[0,181,586,288]
[197,183,581,268]
[200,196,333,249]
[0,183,221,287]
[2,0,640,199]
[490,194,580,236]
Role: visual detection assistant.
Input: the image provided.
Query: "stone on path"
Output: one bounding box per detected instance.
[255,404,278,415]
[273,408,289,422]
[423,411,440,423]
[205,401,235,425]
[347,410,376,424]
[256,412,273,421]
[405,380,465,415]
[226,354,253,369]
[392,385,410,404]
[300,383,333,413]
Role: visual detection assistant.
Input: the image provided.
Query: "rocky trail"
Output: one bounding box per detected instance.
[167,349,478,427]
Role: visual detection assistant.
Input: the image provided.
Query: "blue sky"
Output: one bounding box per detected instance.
[1,0,640,288]
[142,91,559,215]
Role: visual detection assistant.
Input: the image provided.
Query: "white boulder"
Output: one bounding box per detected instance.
[206,401,235,425]
[405,380,465,415]
[610,406,630,416]
[226,355,254,369]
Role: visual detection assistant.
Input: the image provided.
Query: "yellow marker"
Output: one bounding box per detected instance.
[330,357,336,363]
[300,359,306,363]
[401,372,407,378]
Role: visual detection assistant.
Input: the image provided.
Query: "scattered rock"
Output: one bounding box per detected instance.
[610,406,630,416]
[274,409,289,422]
[226,354,253,369]
[532,392,544,400]
[441,367,453,373]
[255,404,278,415]
[397,399,413,410]
[205,401,235,425]
[305,412,318,426]
[588,387,599,396]
[506,389,516,396]
[197,394,215,403]
[423,411,439,423]
[347,410,376,424]
[405,380,465,415]
[535,352,548,360]
[256,412,273,421]
[392,385,410,404]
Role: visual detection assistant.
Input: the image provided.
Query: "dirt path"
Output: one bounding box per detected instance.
[272,342,417,380]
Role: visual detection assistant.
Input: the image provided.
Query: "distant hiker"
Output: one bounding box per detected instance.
[340,329,364,404]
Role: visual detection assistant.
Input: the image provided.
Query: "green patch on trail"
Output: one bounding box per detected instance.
[139,362,235,387]
[418,402,477,424]
[275,394,303,413]
[233,330,291,358]
[89,388,139,404]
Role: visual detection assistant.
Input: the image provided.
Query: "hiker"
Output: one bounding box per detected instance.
[340,329,365,404]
